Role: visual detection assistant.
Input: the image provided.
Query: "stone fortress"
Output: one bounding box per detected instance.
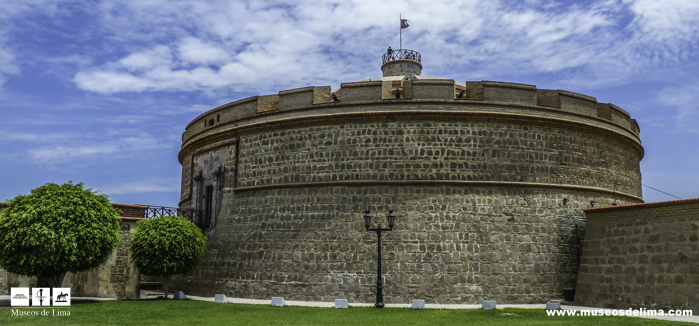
[172,48,645,304]
[1,49,695,313]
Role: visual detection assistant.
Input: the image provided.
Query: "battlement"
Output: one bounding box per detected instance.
[182,77,641,145]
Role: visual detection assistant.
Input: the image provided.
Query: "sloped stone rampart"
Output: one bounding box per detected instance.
[172,185,635,303]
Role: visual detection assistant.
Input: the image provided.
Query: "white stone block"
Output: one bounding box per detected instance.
[335,299,349,308]
[214,294,228,303]
[272,297,285,307]
[173,291,187,300]
[482,300,496,310]
[546,301,561,310]
[412,299,425,309]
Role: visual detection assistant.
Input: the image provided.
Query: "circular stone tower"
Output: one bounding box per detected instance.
[174,49,643,304]
[381,48,422,78]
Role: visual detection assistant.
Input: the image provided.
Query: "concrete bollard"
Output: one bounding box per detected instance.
[272,297,285,307]
[546,300,562,310]
[482,300,496,310]
[412,299,425,309]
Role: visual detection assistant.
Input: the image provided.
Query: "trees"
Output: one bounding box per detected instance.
[129,215,207,299]
[0,182,121,288]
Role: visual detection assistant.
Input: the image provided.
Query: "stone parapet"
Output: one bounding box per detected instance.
[279,86,332,111]
[412,79,455,99]
[181,80,641,150]
[340,81,383,102]
[482,81,537,105]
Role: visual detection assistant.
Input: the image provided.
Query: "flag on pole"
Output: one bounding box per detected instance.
[400,19,409,29]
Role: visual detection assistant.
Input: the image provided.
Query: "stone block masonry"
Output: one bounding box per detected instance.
[172,185,632,303]
[174,119,643,304]
[575,198,699,313]
[234,122,642,199]
[176,66,644,304]
[68,219,141,299]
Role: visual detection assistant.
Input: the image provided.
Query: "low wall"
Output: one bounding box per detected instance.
[67,218,142,298]
[575,198,699,312]
[0,203,146,298]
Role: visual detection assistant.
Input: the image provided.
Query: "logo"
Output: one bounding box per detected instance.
[10,287,71,307]
[11,288,30,306]
[52,288,71,306]
[32,288,50,306]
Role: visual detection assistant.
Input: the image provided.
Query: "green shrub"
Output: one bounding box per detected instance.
[0,182,120,287]
[130,215,207,298]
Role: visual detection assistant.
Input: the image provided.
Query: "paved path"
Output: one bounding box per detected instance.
[2,294,697,324]
[186,295,697,324]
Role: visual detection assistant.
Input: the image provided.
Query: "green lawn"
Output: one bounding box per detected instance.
[0,300,692,326]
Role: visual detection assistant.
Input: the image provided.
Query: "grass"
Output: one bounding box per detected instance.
[0,300,693,326]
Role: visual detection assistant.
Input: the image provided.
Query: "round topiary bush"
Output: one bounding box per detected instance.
[130,215,207,298]
[0,182,121,287]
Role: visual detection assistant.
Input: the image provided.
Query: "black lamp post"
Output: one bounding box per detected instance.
[363,210,395,308]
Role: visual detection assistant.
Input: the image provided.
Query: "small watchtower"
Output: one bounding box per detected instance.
[381,48,422,79]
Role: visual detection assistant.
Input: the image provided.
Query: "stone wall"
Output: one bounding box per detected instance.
[172,185,632,303]
[234,122,642,198]
[67,219,141,299]
[0,204,145,299]
[381,60,422,78]
[177,76,644,304]
[0,262,6,295]
[174,119,642,303]
[0,203,7,293]
[575,198,699,312]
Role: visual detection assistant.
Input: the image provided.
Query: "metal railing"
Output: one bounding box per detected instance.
[142,205,211,228]
[382,49,421,64]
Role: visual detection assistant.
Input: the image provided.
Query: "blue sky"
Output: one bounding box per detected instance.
[1,0,698,206]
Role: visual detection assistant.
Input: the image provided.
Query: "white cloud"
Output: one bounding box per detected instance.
[0,34,20,87]
[98,177,180,195]
[119,45,173,72]
[27,133,172,164]
[656,81,699,133]
[3,0,698,103]
[0,0,76,87]
[178,37,230,65]
[623,0,699,41]
[61,0,691,95]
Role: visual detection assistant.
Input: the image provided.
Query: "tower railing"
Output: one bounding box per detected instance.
[140,205,211,229]
[382,49,421,64]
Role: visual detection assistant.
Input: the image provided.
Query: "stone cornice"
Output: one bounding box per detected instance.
[231,180,644,203]
[178,104,644,163]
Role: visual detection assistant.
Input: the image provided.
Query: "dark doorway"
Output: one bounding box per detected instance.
[204,185,213,225]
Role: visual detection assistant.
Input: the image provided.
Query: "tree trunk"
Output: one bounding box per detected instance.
[163,275,170,299]
[48,273,66,289]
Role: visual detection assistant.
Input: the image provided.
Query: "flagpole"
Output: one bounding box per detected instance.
[400,13,402,50]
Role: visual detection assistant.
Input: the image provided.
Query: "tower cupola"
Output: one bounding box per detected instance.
[381,48,422,78]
